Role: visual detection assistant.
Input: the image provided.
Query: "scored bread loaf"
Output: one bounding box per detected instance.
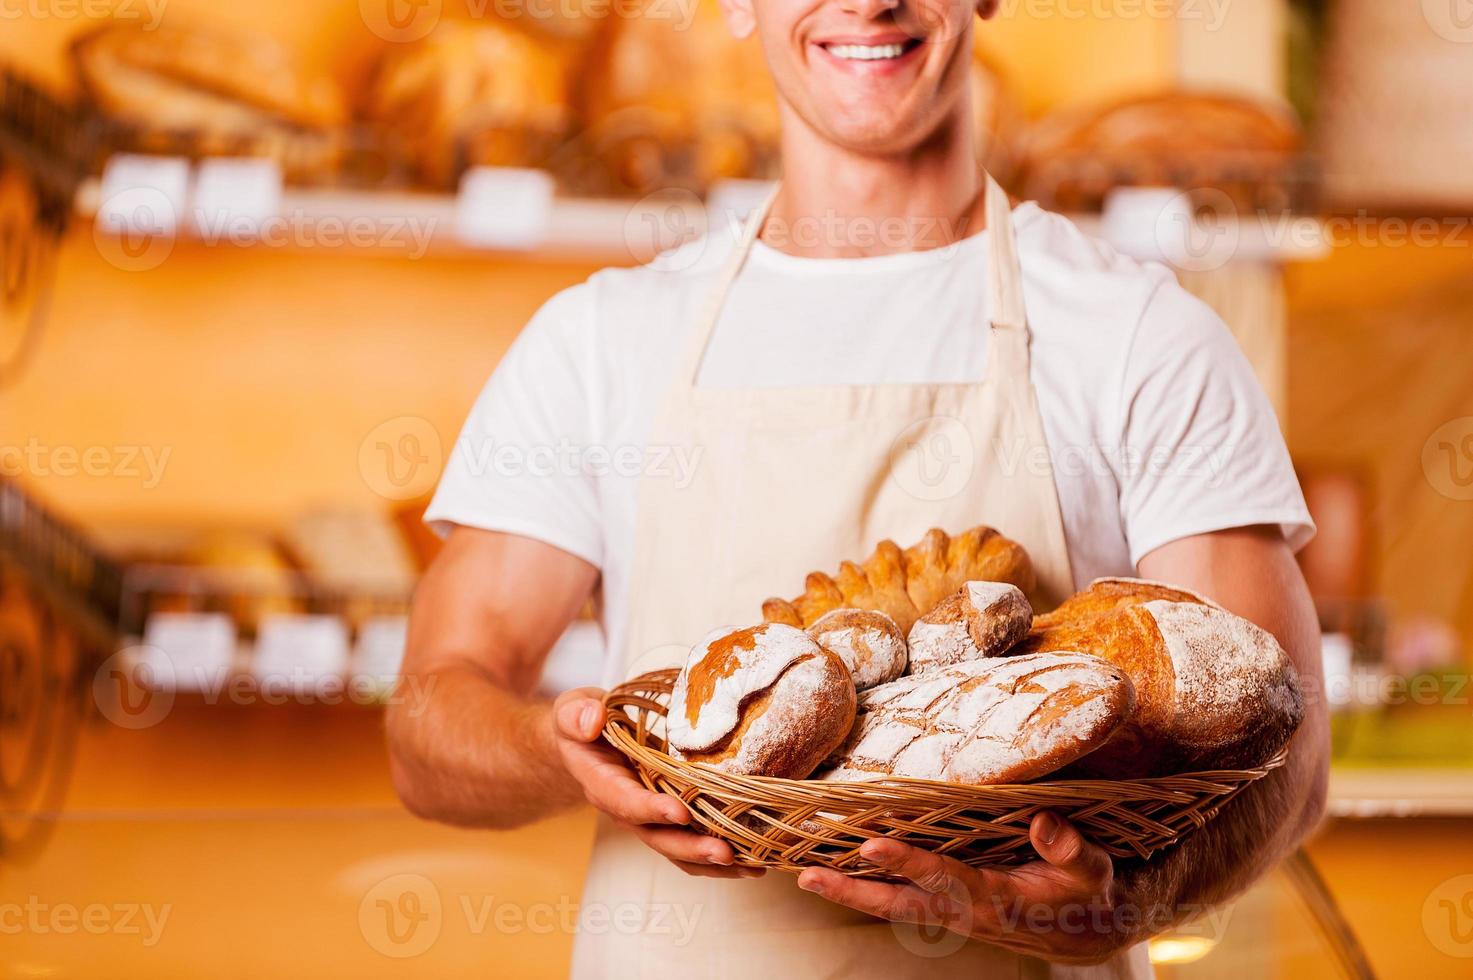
[907,581,1033,674]
[666,624,856,779]
[807,609,908,690]
[761,526,1035,635]
[820,653,1135,785]
[1013,577,1304,776]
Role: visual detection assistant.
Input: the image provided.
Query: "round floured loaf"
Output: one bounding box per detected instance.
[819,652,1135,785]
[1016,577,1305,776]
[807,608,908,690]
[906,581,1033,674]
[666,623,857,778]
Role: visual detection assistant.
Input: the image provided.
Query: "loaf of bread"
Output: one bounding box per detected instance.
[806,609,908,690]
[367,20,574,188]
[821,653,1135,785]
[1013,578,1304,776]
[667,624,856,778]
[761,527,1034,635]
[907,581,1032,674]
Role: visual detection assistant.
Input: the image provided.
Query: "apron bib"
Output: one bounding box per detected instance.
[571,176,1149,980]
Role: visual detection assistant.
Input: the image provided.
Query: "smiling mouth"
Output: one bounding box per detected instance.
[822,39,923,62]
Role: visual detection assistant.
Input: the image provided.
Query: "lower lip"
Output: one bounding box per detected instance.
[812,41,925,76]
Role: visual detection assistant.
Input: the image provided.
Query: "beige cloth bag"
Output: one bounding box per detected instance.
[571,176,1149,979]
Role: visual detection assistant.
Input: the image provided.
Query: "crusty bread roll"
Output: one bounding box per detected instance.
[907,581,1032,674]
[762,526,1035,635]
[806,609,908,690]
[821,653,1135,785]
[1015,577,1304,776]
[667,624,856,778]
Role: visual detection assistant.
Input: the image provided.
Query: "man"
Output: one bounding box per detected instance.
[387,0,1328,974]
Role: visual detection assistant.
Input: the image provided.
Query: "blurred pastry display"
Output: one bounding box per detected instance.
[287,509,417,595]
[969,47,1022,187]
[366,20,575,189]
[144,530,302,635]
[576,0,779,195]
[1014,91,1305,214]
[70,22,346,181]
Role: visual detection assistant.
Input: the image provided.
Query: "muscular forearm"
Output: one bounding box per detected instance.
[1114,714,1329,934]
[1120,526,1332,939]
[386,662,583,829]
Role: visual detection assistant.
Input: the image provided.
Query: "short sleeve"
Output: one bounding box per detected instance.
[1115,278,1315,564]
[424,285,604,568]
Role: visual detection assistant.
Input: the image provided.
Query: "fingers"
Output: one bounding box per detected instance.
[857,838,964,895]
[669,859,767,880]
[633,824,736,866]
[1029,812,1113,886]
[559,737,690,826]
[797,868,951,925]
[553,688,608,743]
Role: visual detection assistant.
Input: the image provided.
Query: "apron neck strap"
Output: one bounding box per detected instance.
[983,173,1027,335]
[679,185,780,386]
[679,172,1025,388]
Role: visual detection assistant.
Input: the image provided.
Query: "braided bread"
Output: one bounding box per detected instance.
[760,526,1035,634]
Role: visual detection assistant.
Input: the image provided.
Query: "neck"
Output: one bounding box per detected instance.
[762,105,987,259]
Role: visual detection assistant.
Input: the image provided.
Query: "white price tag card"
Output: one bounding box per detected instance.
[354,616,408,676]
[192,158,284,241]
[140,612,237,692]
[97,154,192,237]
[455,166,555,250]
[254,614,350,694]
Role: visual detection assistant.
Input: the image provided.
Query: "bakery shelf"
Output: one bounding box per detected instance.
[73,177,721,263]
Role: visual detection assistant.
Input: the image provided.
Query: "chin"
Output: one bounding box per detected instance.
[816,103,952,156]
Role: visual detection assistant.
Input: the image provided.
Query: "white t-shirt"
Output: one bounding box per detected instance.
[427,202,1313,685]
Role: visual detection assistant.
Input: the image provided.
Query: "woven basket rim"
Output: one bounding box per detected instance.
[603,667,1289,800]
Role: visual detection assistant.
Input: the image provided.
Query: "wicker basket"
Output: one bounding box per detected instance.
[604,669,1288,879]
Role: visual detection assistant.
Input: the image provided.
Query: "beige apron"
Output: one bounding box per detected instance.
[571,176,1151,979]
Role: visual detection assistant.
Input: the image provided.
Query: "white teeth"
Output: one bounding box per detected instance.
[827,42,907,61]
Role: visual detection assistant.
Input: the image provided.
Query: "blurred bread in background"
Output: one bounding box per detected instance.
[366,19,576,189]
[576,0,780,195]
[70,21,346,180]
[1014,91,1303,213]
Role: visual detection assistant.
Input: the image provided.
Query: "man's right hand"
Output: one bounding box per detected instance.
[552,687,765,880]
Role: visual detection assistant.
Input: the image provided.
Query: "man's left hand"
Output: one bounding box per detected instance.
[796,811,1134,965]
